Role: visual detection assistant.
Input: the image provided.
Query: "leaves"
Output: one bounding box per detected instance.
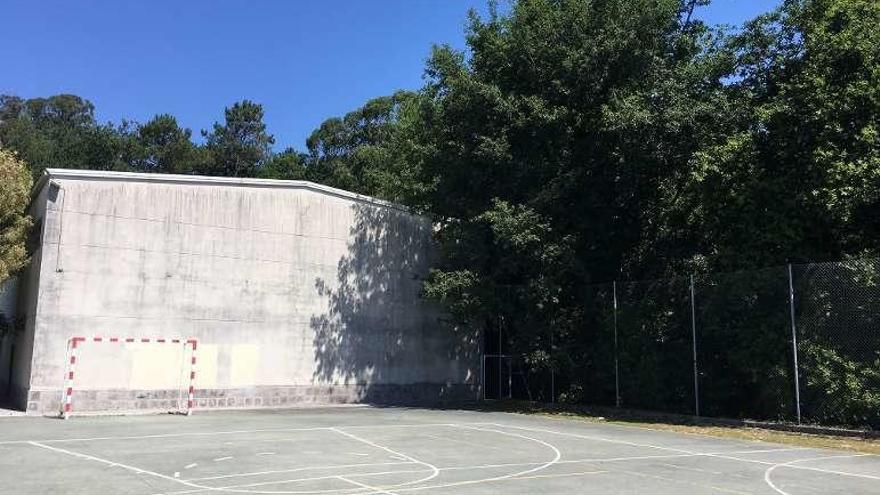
[0,147,32,283]
[130,114,206,174]
[202,100,275,177]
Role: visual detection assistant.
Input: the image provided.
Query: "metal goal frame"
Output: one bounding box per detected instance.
[481,353,514,400]
[61,336,198,419]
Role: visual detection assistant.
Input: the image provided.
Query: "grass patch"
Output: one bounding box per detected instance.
[477,401,880,455]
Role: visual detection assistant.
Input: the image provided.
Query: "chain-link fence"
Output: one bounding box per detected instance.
[694,266,796,422]
[616,277,694,414]
[793,259,880,428]
[482,258,880,430]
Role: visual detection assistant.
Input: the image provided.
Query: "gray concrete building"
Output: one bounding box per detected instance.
[0,169,477,414]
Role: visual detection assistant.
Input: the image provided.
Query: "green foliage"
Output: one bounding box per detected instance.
[0,94,129,176]
[801,342,880,427]
[413,0,878,424]
[676,0,880,269]
[202,100,275,177]
[414,0,726,378]
[128,114,209,174]
[304,91,433,203]
[0,147,32,283]
[421,269,481,321]
[259,148,310,181]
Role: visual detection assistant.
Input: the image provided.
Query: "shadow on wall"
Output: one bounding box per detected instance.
[0,278,19,401]
[310,203,477,404]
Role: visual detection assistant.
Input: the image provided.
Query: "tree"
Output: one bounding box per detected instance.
[0,94,128,176]
[129,114,206,174]
[202,100,274,177]
[670,0,880,269]
[304,91,431,202]
[408,0,880,414]
[0,148,33,283]
[416,0,726,349]
[259,148,309,181]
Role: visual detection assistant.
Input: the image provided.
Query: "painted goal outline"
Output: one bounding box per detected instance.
[61,336,198,419]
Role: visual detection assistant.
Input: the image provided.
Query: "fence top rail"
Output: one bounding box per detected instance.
[577,256,880,292]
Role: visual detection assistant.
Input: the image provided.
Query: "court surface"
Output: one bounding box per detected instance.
[0,406,877,494]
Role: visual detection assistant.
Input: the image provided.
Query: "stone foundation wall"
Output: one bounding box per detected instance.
[25,383,477,416]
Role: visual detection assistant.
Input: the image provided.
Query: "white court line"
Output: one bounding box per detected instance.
[170,469,427,494]
[510,469,606,481]
[214,457,233,462]
[355,467,610,487]
[763,454,876,495]
[434,446,810,471]
[185,445,805,484]
[0,427,326,445]
[185,463,198,469]
[366,424,562,493]
[30,441,374,495]
[488,422,698,454]
[659,462,723,475]
[0,422,496,446]
[174,448,823,495]
[417,431,508,452]
[608,465,753,495]
[570,414,873,454]
[187,462,414,482]
[167,466,599,495]
[29,441,185,482]
[330,428,441,489]
[337,476,398,495]
[488,423,880,483]
[155,426,445,495]
[704,452,880,481]
[170,423,564,495]
[27,419,880,494]
[166,447,816,494]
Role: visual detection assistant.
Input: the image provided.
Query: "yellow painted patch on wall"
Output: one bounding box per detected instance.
[130,344,188,389]
[196,344,219,388]
[230,344,259,387]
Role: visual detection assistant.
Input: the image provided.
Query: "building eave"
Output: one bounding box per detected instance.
[34,168,408,212]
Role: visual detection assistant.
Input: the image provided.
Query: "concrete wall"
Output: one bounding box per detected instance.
[0,278,18,396]
[4,183,50,408]
[0,277,18,399]
[21,171,478,414]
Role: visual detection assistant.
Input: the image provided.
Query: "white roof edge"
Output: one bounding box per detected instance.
[36,168,409,212]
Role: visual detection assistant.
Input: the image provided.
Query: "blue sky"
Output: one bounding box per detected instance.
[2,0,780,150]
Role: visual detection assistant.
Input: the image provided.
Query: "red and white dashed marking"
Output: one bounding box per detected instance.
[61,336,198,419]
[187,339,198,416]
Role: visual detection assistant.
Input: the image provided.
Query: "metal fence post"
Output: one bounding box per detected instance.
[690,275,700,417]
[613,281,620,408]
[508,358,513,399]
[550,326,556,403]
[480,353,485,401]
[788,263,802,424]
[498,320,503,402]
